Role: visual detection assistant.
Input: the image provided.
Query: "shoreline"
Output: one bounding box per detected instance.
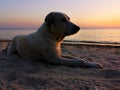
[62,42,120,48]
[63,40,120,47]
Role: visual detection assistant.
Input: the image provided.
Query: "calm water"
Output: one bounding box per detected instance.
[0,29,120,45]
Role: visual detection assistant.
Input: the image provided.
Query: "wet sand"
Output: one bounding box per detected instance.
[0,40,120,90]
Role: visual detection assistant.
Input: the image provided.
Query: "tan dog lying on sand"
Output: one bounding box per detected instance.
[7,12,103,69]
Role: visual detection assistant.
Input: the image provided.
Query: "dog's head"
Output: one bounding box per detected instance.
[45,12,80,41]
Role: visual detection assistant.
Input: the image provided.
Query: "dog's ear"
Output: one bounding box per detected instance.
[45,12,55,23]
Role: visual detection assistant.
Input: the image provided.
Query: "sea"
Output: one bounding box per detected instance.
[0,28,120,46]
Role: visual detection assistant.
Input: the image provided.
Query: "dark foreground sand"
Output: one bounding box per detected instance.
[0,40,120,90]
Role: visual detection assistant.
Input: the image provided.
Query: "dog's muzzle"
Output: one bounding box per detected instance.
[64,25,80,36]
[72,25,80,34]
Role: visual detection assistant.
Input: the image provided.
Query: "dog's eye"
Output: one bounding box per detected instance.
[62,18,67,22]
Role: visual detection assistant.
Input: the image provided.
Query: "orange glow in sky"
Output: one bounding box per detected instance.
[0,0,120,29]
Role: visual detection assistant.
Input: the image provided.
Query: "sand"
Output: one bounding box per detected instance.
[0,40,120,90]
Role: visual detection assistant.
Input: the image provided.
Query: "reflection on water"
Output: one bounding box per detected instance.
[65,29,120,43]
[0,29,120,44]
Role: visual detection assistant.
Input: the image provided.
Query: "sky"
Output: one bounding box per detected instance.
[0,0,120,29]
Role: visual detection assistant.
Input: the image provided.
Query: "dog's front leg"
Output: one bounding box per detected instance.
[43,52,103,69]
[57,57,103,69]
[61,55,89,62]
[61,55,78,59]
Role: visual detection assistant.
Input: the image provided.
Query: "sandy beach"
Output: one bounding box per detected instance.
[0,40,120,90]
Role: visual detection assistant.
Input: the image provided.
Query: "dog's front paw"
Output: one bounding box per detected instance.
[86,62,103,69]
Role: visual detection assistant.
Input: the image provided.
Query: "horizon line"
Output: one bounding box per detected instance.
[0,27,120,30]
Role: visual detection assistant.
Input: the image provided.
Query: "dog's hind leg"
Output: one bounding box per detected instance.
[7,40,17,55]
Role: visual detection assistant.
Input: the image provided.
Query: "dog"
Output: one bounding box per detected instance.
[7,12,103,68]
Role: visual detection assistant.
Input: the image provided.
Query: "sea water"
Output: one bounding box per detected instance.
[0,28,120,45]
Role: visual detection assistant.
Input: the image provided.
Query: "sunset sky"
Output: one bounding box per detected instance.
[0,0,120,29]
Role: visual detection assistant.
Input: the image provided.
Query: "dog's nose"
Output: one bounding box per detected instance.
[71,25,80,35]
[75,26,80,31]
[73,25,80,32]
